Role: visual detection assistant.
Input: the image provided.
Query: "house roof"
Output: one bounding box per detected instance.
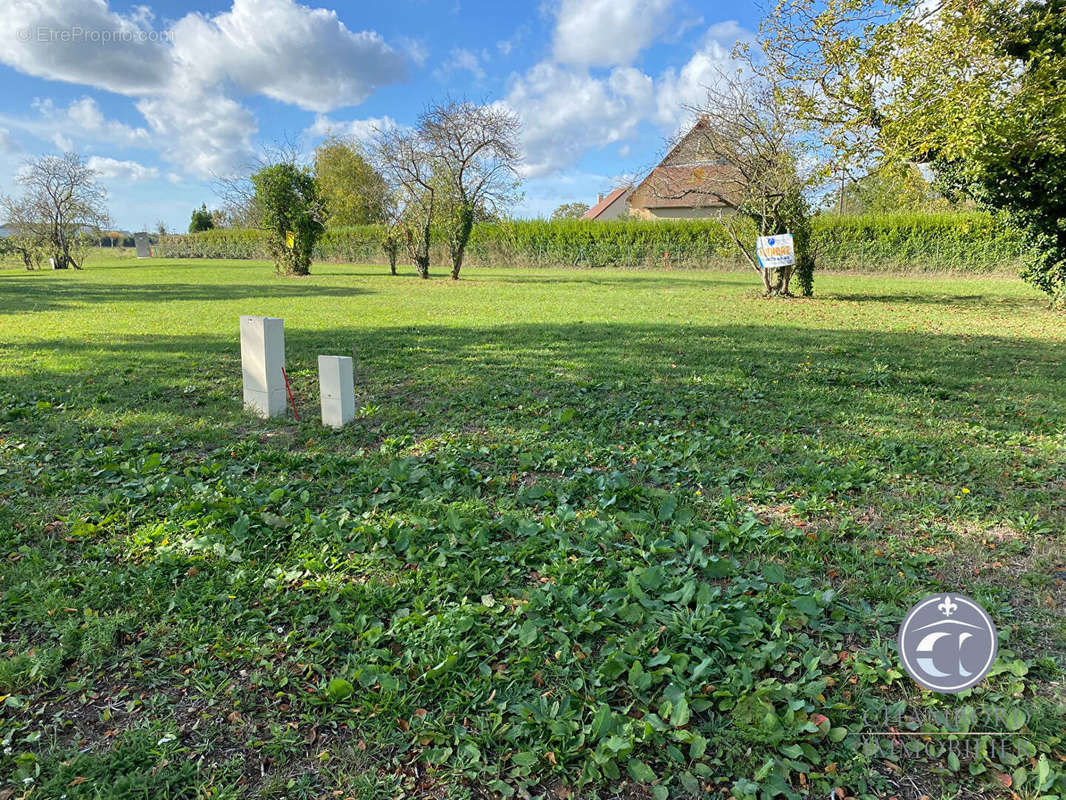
[582,186,630,219]
[631,164,737,209]
[627,115,742,210]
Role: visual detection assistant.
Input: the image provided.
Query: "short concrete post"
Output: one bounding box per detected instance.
[240,316,287,418]
[318,355,355,428]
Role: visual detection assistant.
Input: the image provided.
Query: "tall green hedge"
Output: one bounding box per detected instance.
[153,212,1025,272]
[813,212,1024,271]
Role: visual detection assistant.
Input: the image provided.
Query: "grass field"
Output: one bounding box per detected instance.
[1,258,1064,800]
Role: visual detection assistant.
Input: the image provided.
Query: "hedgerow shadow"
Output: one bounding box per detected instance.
[3,321,1063,524]
[0,275,373,313]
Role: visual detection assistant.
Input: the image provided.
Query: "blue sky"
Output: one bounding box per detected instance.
[0,0,758,231]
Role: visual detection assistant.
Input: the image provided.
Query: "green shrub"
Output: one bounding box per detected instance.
[155,212,1026,273]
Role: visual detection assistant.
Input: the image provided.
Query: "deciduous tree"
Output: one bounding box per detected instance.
[250,163,325,276]
[757,0,1066,304]
[2,153,108,270]
[379,189,403,276]
[658,77,820,296]
[372,126,437,279]
[314,135,388,227]
[420,100,521,279]
[550,202,590,221]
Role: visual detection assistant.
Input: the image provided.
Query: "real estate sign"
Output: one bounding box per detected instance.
[756,234,795,270]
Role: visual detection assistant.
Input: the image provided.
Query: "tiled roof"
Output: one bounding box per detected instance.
[582,186,630,219]
[630,164,737,209]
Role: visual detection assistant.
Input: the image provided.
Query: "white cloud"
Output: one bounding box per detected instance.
[51,132,74,151]
[3,0,406,111]
[435,47,485,81]
[553,0,673,67]
[503,20,751,177]
[501,62,653,177]
[136,91,257,177]
[0,128,18,153]
[32,97,152,148]
[87,155,159,181]
[170,0,407,112]
[1,0,174,94]
[654,22,751,126]
[1,0,409,178]
[397,37,429,67]
[303,114,400,145]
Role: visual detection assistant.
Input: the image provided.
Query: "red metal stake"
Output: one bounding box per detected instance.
[281,367,300,421]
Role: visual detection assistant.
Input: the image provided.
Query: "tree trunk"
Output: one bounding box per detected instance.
[779,265,794,296]
[450,244,465,280]
[389,252,397,275]
[450,204,474,281]
[414,254,430,278]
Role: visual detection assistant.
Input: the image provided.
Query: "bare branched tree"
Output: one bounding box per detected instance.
[3,153,109,270]
[0,195,48,269]
[420,100,521,279]
[372,126,437,279]
[654,73,822,296]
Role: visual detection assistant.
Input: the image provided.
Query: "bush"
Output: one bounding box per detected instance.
[154,212,1026,273]
[251,162,324,276]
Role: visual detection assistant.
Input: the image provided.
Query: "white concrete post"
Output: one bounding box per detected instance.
[318,355,355,428]
[240,316,287,418]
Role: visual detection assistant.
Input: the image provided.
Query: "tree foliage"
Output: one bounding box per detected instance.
[551,202,590,221]
[189,204,215,233]
[250,163,325,276]
[953,0,1066,303]
[313,135,388,227]
[834,163,955,215]
[371,101,521,280]
[758,0,1066,303]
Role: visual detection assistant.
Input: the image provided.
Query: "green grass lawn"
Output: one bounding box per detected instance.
[1,258,1064,800]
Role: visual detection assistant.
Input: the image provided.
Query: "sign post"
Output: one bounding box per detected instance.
[134,232,151,259]
[756,234,796,271]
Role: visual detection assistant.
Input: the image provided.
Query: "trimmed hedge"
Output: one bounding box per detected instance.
[153,212,1025,272]
[813,212,1024,271]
